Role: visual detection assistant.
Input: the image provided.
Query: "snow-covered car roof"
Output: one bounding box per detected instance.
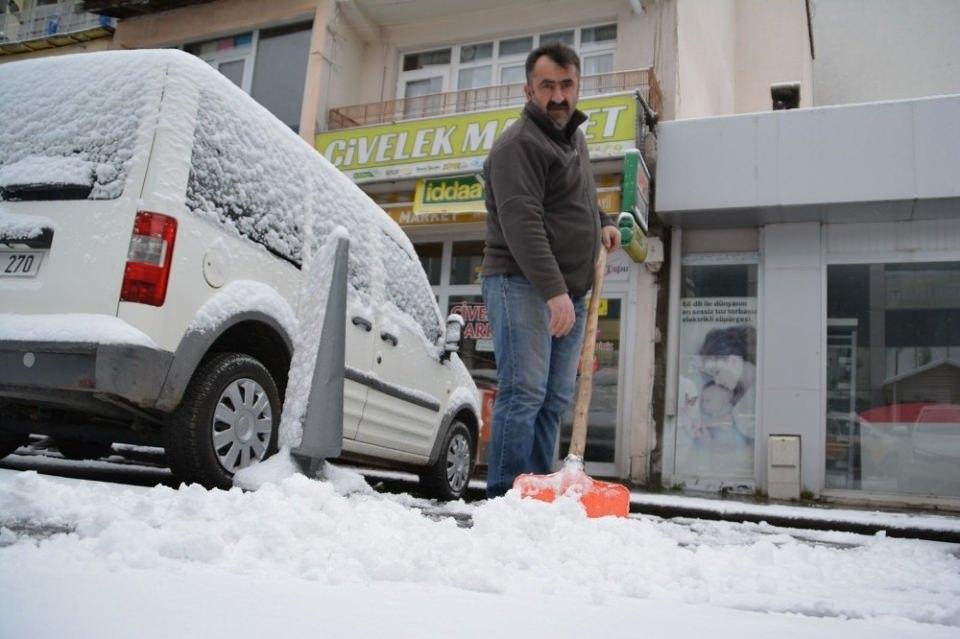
[0,49,170,200]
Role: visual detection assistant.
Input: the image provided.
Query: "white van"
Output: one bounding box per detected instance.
[0,50,480,499]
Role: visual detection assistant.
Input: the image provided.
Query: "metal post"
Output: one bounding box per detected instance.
[291,237,348,476]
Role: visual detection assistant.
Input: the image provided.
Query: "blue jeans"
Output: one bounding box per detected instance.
[482,274,586,498]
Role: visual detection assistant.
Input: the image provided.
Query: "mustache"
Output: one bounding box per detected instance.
[548,102,570,111]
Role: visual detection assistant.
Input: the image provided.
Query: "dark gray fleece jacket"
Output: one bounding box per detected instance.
[481,101,614,300]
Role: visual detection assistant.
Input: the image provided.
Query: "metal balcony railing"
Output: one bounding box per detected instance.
[0,1,114,45]
[328,67,663,130]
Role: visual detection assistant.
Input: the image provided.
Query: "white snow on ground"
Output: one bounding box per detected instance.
[0,313,157,347]
[1,467,959,638]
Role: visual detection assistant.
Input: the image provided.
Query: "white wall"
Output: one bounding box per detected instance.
[339,0,677,118]
[676,0,737,119]
[735,0,813,112]
[812,0,960,106]
[675,0,813,118]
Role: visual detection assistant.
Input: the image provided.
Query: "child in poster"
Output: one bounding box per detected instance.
[676,298,757,478]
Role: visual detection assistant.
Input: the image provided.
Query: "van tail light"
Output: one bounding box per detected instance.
[121,211,177,307]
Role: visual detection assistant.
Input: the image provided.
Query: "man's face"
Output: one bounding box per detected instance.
[524,55,580,127]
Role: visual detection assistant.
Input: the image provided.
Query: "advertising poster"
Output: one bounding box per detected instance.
[675,297,757,478]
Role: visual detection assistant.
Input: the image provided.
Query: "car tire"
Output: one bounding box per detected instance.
[420,420,474,501]
[164,352,280,490]
[0,430,28,459]
[55,439,113,461]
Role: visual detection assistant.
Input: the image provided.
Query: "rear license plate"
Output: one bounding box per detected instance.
[0,250,44,278]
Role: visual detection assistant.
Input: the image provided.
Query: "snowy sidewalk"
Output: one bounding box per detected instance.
[359,467,960,543]
[3,465,959,638]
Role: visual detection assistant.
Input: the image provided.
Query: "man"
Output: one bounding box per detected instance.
[481,42,620,498]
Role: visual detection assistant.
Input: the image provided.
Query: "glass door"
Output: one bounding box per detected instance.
[559,295,624,477]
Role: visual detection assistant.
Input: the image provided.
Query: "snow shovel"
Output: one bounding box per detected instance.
[513,246,631,518]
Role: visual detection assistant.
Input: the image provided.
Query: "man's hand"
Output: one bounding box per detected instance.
[602,225,621,252]
[546,293,576,337]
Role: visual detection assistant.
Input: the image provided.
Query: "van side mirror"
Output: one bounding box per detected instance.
[441,313,465,362]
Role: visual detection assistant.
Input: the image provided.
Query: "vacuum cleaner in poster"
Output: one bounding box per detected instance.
[676,297,757,478]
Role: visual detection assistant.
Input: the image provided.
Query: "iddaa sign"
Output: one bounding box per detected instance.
[414,175,485,214]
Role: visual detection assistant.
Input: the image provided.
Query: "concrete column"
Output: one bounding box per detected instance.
[299,0,333,142]
[628,238,664,484]
[759,222,823,494]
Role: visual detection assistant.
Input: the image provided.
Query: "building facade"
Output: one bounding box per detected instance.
[6,0,956,508]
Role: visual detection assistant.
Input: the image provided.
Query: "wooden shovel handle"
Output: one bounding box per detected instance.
[568,246,607,459]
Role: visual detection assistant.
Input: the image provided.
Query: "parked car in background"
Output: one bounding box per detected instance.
[0,50,479,499]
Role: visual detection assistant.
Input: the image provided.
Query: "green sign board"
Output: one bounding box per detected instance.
[317,93,639,183]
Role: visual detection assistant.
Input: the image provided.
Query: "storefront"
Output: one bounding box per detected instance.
[316,93,661,479]
[656,93,960,507]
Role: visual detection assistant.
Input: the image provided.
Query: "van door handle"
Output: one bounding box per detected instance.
[351,316,372,332]
[380,331,398,347]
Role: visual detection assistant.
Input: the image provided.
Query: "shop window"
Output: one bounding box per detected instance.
[448,295,496,373]
[460,42,493,63]
[540,30,574,46]
[251,23,312,132]
[500,65,526,85]
[675,263,759,479]
[581,24,617,44]
[415,242,443,286]
[403,48,451,71]
[560,297,622,463]
[499,36,533,56]
[450,241,485,285]
[186,24,311,132]
[186,33,254,91]
[583,53,614,76]
[826,262,960,496]
[458,66,492,90]
[397,23,617,108]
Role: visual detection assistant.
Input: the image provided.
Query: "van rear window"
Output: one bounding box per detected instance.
[0,52,160,201]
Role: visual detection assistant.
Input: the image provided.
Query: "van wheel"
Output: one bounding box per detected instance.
[165,353,280,489]
[55,439,113,461]
[420,420,474,501]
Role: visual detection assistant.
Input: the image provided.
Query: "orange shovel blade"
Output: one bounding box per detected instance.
[513,468,630,518]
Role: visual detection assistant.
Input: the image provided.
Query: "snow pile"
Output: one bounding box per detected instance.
[187,280,298,339]
[0,155,97,189]
[0,51,164,200]
[0,313,157,347]
[0,212,53,240]
[1,469,958,630]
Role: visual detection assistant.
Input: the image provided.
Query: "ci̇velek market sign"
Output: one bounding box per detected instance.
[316,93,639,183]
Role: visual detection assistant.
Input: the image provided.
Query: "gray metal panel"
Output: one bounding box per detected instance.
[776,100,915,205]
[914,98,960,199]
[292,238,348,472]
[656,93,960,227]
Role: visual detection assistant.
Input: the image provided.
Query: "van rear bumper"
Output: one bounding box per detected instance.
[0,340,174,412]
